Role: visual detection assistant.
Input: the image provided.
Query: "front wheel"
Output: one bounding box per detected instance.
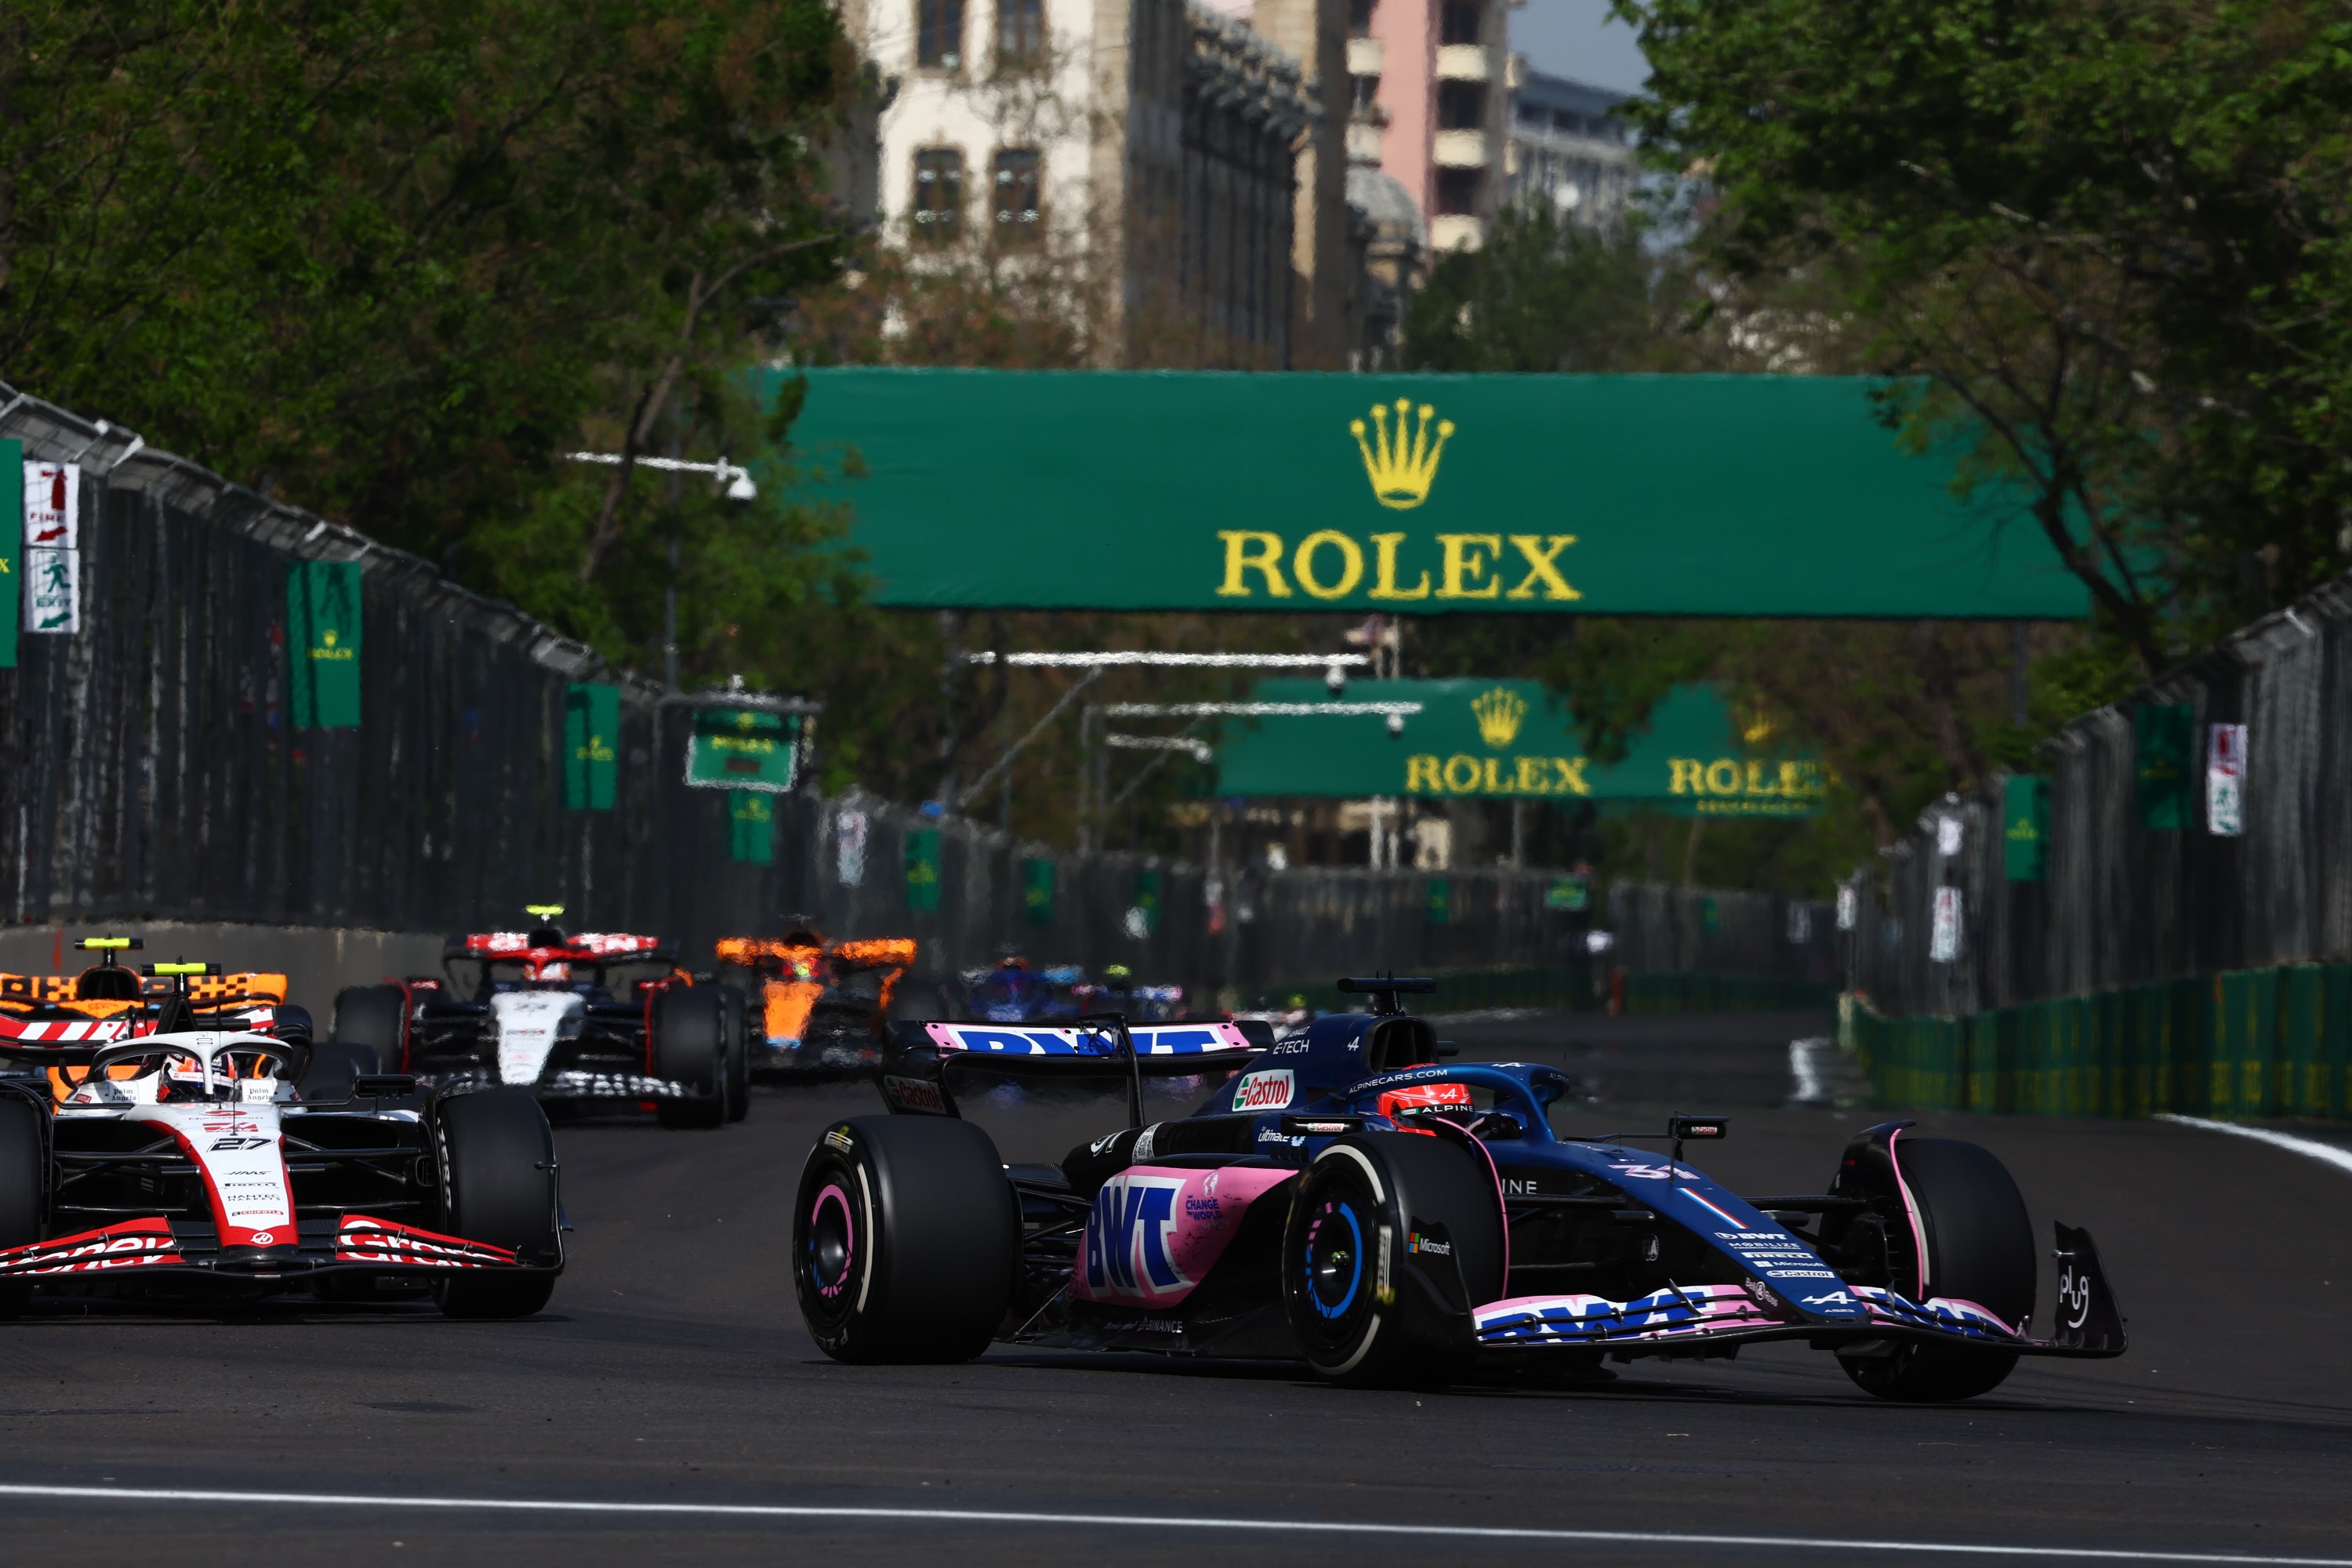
[1837,1134,2032,1403]
[1282,1131,1504,1388]
[0,1091,44,1319]
[793,1116,1017,1363]
[432,1087,560,1319]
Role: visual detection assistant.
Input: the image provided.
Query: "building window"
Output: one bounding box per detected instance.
[1439,0,1481,45]
[1436,80,1485,130]
[1348,0,1374,38]
[916,0,964,68]
[1436,167,1481,216]
[1352,75,1380,116]
[997,0,1043,66]
[990,148,1041,240]
[912,147,965,239]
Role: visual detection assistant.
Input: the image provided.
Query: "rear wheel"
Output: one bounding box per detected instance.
[0,1092,43,1319]
[719,985,750,1123]
[432,1088,560,1319]
[332,985,408,1074]
[652,987,728,1130]
[1839,1136,2033,1403]
[1282,1131,1504,1388]
[794,1116,1018,1363]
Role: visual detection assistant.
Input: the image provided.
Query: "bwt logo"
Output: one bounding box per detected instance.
[1083,1174,1192,1298]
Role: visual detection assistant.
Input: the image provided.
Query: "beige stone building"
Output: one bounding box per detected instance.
[831,0,1367,365]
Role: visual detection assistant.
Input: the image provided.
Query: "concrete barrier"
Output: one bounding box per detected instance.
[0,923,448,1025]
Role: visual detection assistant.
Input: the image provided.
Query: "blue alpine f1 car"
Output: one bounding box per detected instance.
[797,977,2125,1399]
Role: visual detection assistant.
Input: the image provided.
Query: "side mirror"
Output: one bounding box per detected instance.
[1435,1040,1460,1058]
[1670,1116,1728,1141]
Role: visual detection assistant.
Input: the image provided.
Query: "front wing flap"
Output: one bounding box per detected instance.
[1474,1222,2125,1360]
[0,1214,554,1281]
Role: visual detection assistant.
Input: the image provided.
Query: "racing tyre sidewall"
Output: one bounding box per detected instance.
[1841,1135,2032,1403]
[0,1093,42,1319]
[1282,1132,1504,1388]
[720,985,750,1122]
[431,1087,560,1319]
[793,1116,1017,1363]
[652,986,728,1130]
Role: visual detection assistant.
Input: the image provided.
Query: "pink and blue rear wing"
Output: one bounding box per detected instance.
[923,1021,1256,1059]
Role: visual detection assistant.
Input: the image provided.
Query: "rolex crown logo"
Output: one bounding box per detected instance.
[1472,686,1527,749]
[1349,399,1455,510]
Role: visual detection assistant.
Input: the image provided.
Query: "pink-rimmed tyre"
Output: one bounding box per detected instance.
[793,1116,1018,1363]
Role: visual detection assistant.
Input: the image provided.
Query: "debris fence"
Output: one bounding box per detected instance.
[1,383,1807,1007]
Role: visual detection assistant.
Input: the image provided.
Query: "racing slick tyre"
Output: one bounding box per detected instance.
[1282,1132,1505,1389]
[0,1091,42,1319]
[652,986,729,1130]
[1839,1137,2034,1403]
[431,1088,559,1319]
[332,985,409,1074]
[718,985,750,1123]
[794,1116,1017,1363]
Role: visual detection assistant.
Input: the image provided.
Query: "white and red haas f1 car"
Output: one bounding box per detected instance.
[332,910,747,1130]
[0,965,562,1317]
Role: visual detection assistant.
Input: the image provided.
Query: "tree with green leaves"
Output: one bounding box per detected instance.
[1621,0,2352,668]
[1,0,849,686]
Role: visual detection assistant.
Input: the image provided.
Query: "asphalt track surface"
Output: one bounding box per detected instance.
[5,1010,2351,1566]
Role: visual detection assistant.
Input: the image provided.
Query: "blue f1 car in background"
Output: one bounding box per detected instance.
[797,976,2125,1400]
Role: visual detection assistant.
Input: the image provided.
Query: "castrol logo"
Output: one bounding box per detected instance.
[1230,1069,1296,1112]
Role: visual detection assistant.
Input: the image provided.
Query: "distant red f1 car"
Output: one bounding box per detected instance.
[332,908,747,1129]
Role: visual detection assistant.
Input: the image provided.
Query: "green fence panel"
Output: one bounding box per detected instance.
[1851,962,2352,1121]
[2328,967,2352,1120]
[2280,965,2324,1116]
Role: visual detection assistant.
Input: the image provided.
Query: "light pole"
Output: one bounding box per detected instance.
[564,450,759,694]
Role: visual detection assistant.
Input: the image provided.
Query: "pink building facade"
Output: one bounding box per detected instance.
[1348,0,1515,252]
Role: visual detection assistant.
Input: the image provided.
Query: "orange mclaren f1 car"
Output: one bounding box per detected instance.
[714,925,915,1077]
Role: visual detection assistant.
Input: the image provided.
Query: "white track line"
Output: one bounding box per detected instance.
[0,1483,2341,1563]
[2156,1115,2352,1178]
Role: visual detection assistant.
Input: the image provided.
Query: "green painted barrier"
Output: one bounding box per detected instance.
[1845,963,2352,1118]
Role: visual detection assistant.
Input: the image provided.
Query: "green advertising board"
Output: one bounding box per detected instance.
[728,790,775,864]
[2003,774,2049,880]
[0,441,18,667]
[287,560,362,729]
[687,707,800,792]
[1022,857,1056,926]
[564,684,620,810]
[779,369,2090,619]
[1212,680,1825,817]
[906,828,942,912]
[2136,705,2194,830]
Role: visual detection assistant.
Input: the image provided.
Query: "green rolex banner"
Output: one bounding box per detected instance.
[2002,774,2049,880]
[728,790,775,864]
[1215,680,1827,817]
[287,560,362,728]
[906,829,942,913]
[564,684,621,810]
[0,441,19,667]
[1022,857,1056,927]
[2136,705,2194,829]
